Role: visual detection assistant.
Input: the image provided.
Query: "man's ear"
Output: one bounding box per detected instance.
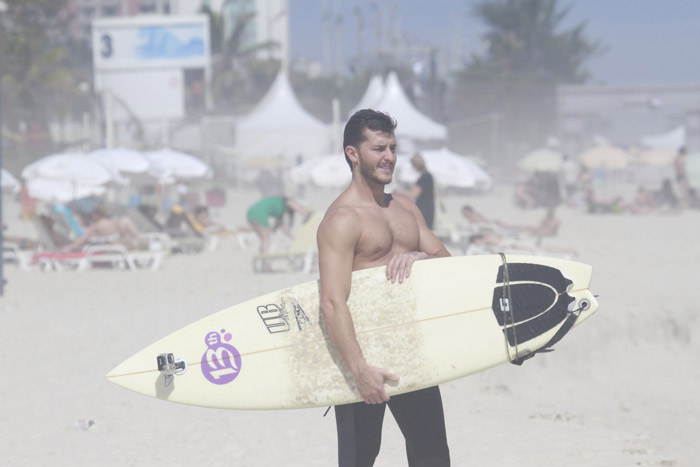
[345,145,358,165]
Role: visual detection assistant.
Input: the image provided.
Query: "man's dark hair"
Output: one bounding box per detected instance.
[343,109,396,170]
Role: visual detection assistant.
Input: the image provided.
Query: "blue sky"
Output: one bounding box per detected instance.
[288,0,700,84]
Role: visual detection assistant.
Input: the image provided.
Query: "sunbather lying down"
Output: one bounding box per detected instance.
[63,205,144,252]
[461,204,560,238]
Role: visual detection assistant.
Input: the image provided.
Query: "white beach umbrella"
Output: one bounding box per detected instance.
[310,157,352,188]
[635,148,676,166]
[687,152,700,189]
[397,147,492,190]
[289,154,351,189]
[143,148,213,181]
[1,168,21,193]
[25,178,106,203]
[640,126,686,152]
[88,147,151,174]
[22,152,124,185]
[578,145,632,169]
[518,148,564,173]
[21,152,125,201]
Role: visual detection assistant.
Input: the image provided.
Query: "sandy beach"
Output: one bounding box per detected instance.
[1,183,698,466]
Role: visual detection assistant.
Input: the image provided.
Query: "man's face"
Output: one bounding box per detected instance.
[351,129,397,186]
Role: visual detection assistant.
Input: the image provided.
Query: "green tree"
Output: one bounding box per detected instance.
[448,0,602,160]
[201,2,282,112]
[0,0,89,136]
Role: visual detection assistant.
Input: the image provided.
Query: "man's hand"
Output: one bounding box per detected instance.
[354,364,400,404]
[386,251,428,283]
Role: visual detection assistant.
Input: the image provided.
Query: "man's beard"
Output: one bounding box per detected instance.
[358,157,393,185]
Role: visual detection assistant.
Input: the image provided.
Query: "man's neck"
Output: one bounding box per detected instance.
[351,171,389,207]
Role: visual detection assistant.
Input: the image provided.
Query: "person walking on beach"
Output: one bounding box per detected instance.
[674,146,689,206]
[317,109,451,466]
[401,152,436,229]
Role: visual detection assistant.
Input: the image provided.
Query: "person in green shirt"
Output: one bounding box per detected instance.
[246,196,312,256]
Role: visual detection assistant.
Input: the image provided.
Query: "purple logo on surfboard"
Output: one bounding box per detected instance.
[201,329,242,385]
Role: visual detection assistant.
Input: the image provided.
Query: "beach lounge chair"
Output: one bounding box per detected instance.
[29,214,163,272]
[29,215,87,271]
[107,204,207,254]
[2,241,32,270]
[76,244,163,272]
[252,212,323,274]
[162,205,216,253]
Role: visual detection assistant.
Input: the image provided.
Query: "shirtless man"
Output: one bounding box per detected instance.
[317,109,451,466]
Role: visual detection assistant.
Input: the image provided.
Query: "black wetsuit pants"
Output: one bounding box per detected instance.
[334,386,450,467]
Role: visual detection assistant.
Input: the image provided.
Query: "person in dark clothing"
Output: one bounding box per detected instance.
[403,153,435,229]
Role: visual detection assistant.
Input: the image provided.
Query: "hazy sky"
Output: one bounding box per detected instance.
[289,0,700,84]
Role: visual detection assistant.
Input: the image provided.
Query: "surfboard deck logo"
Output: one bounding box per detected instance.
[257,296,311,334]
[201,329,242,385]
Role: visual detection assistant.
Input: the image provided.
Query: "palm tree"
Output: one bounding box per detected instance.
[469,0,600,82]
[200,1,281,111]
[448,0,602,157]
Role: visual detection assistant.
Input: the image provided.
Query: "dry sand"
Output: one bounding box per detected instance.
[1,184,698,466]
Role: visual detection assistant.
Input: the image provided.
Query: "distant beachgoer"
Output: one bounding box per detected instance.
[561,155,580,204]
[674,147,689,204]
[627,186,655,214]
[514,177,537,209]
[399,153,435,229]
[246,196,312,256]
[654,178,680,210]
[462,204,560,241]
[510,207,561,237]
[585,189,625,214]
[190,205,233,236]
[514,171,561,209]
[63,205,144,252]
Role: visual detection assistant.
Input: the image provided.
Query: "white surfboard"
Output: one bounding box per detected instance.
[107,254,598,410]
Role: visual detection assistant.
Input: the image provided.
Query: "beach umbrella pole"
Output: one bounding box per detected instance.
[0,82,5,295]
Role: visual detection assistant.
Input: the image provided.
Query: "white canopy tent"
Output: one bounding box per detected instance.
[373,72,447,142]
[640,126,686,152]
[348,75,385,116]
[234,71,333,164]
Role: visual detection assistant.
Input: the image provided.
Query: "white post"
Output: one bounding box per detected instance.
[332,98,341,151]
[104,88,114,149]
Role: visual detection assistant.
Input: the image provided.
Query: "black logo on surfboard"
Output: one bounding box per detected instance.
[491,263,574,346]
[257,296,311,334]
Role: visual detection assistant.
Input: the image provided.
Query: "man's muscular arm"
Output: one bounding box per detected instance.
[317,208,399,404]
[386,194,451,283]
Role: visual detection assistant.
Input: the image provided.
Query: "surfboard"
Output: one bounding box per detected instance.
[106,254,598,410]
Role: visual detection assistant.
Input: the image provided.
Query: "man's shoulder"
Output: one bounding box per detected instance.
[390,192,418,209]
[320,200,360,230]
[317,199,363,250]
